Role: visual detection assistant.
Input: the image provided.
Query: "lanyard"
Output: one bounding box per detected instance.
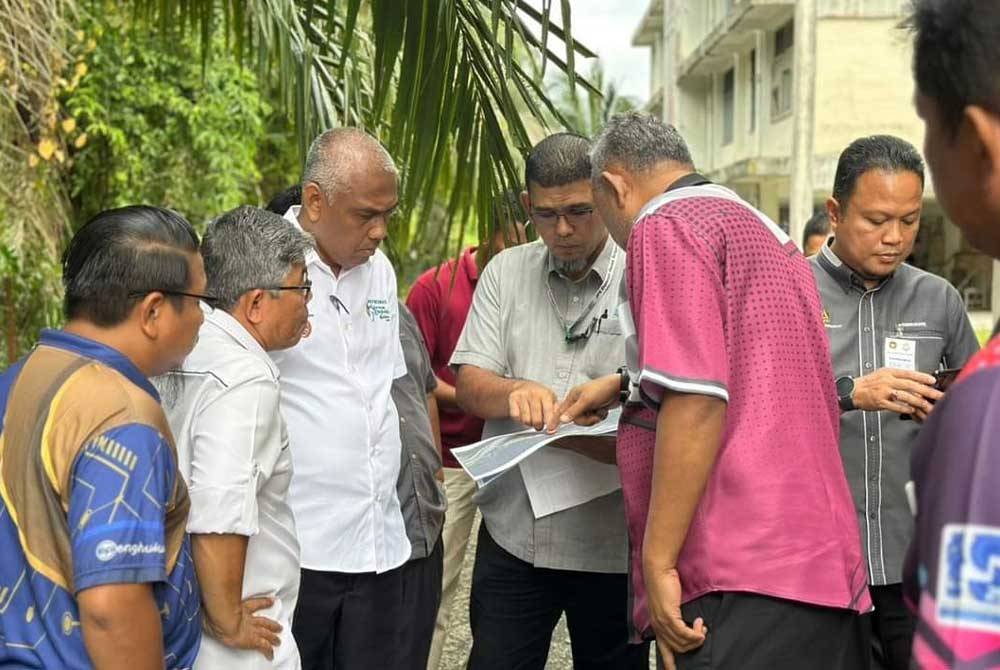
[545,244,620,342]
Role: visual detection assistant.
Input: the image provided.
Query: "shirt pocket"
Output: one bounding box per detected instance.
[889,329,948,373]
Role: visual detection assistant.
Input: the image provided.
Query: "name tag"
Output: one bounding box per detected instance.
[884,337,917,371]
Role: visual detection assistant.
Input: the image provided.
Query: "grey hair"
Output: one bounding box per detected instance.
[201,205,315,311]
[590,112,694,178]
[302,127,398,199]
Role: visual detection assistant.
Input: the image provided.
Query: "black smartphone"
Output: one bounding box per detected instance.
[900,367,963,420]
[933,367,962,392]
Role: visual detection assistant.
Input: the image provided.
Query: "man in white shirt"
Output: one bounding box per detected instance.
[157,205,315,668]
[270,128,411,669]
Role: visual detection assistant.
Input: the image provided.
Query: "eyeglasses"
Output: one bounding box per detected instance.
[530,206,594,227]
[261,280,313,300]
[128,290,218,312]
[565,309,611,343]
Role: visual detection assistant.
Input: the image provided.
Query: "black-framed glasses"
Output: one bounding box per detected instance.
[261,280,313,300]
[565,309,610,343]
[128,290,218,312]
[530,206,594,227]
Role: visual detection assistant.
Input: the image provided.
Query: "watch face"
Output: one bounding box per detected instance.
[836,376,854,398]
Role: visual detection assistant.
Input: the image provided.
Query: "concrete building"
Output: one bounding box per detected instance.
[633,0,999,319]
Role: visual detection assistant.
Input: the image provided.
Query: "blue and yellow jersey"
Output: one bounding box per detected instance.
[0,330,201,668]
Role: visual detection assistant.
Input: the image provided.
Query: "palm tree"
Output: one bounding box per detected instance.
[129,0,598,252]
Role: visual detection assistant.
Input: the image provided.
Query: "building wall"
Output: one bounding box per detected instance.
[813,17,923,159]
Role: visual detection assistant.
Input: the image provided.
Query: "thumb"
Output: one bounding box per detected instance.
[242,596,275,614]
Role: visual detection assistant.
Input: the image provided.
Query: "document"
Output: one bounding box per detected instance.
[452,408,622,518]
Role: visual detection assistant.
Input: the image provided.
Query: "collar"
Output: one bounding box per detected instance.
[461,246,480,281]
[816,241,892,294]
[665,172,712,192]
[38,329,160,402]
[545,235,617,283]
[204,309,280,379]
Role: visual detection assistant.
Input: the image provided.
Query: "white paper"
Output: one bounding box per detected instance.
[519,447,622,519]
[451,408,622,518]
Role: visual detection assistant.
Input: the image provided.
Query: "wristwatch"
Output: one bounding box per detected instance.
[835,376,856,412]
[617,366,631,404]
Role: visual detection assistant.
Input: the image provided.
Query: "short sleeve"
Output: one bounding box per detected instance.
[628,213,729,406]
[184,378,282,536]
[945,286,981,369]
[450,257,506,375]
[405,272,440,359]
[69,424,176,591]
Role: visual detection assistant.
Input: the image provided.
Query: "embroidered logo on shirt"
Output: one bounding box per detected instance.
[936,523,1000,633]
[365,298,392,322]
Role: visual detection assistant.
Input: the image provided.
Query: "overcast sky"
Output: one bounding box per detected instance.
[533,0,653,103]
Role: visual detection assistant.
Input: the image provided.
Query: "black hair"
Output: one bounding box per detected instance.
[832,135,925,207]
[265,185,302,215]
[525,133,592,191]
[906,0,1000,137]
[62,205,199,327]
[802,211,831,248]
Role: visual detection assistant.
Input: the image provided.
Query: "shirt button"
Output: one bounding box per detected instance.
[558,372,568,380]
[863,327,871,333]
[400,417,407,424]
[411,454,417,461]
[869,435,876,443]
[864,362,873,370]
[572,296,580,303]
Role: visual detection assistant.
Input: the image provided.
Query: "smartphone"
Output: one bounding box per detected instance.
[933,367,962,392]
[900,367,963,420]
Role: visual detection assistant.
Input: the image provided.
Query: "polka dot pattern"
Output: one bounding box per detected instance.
[618,194,871,639]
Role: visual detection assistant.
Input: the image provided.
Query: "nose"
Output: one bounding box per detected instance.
[883,221,904,246]
[555,215,574,237]
[369,221,388,242]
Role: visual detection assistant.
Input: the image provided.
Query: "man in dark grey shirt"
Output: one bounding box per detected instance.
[811,135,980,670]
[393,302,447,670]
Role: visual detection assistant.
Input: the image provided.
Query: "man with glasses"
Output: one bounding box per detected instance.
[155,206,314,669]
[0,206,204,669]
[451,133,647,669]
[269,128,412,670]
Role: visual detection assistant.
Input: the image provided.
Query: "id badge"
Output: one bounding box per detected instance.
[884,337,917,371]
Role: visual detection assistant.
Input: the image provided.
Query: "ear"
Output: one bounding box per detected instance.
[965,105,1000,190]
[243,289,267,326]
[302,182,325,223]
[825,197,841,232]
[137,293,166,340]
[601,170,629,209]
[520,190,531,216]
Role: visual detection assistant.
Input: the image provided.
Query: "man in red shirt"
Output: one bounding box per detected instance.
[407,211,525,669]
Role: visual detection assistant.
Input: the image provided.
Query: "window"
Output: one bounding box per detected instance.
[749,49,757,131]
[771,20,794,120]
[774,19,794,57]
[722,67,735,145]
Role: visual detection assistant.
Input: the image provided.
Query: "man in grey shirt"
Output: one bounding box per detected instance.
[812,135,980,670]
[451,133,648,669]
[393,302,447,670]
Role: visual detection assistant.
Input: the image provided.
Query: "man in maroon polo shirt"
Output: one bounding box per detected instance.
[407,211,525,669]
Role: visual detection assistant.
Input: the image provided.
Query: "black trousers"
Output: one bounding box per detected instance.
[293,541,442,670]
[868,584,915,670]
[466,524,650,670]
[661,591,868,670]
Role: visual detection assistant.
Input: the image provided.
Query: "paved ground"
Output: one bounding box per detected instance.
[437,514,655,670]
